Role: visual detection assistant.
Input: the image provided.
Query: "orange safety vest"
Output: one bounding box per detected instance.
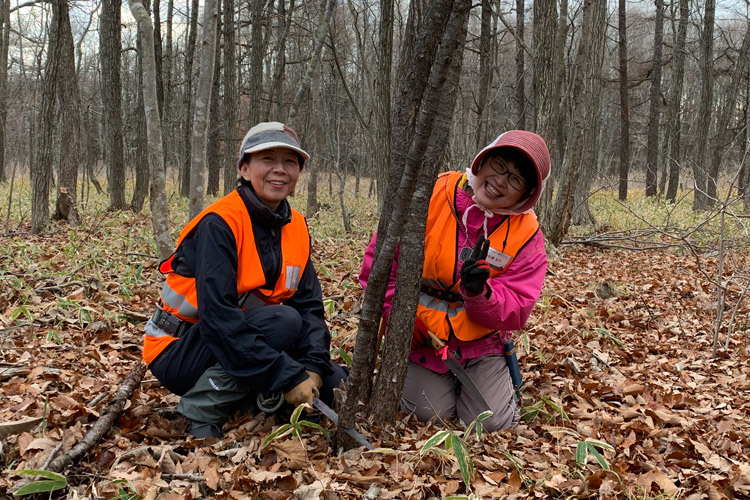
[417,171,540,342]
[142,190,310,365]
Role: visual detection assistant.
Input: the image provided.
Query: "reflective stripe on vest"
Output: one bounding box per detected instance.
[417,171,539,342]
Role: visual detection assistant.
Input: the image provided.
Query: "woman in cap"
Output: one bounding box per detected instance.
[360,130,551,431]
[143,122,346,438]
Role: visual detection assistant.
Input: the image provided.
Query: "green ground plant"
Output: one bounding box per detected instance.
[261,403,330,450]
[10,469,67,496]
[420,411,493,494]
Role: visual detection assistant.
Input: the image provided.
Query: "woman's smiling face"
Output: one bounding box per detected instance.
[472,154,529,211]
[239,147,301,211]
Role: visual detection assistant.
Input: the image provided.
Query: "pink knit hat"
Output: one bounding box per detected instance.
[470,130,551,213]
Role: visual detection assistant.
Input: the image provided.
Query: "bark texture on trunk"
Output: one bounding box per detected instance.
[645,0,664,197]
[544,0,606,246]
[129,0,172,259]
[100,0,126,210]
[188,0,219,219]
[370,0,471,424]
[617,0,630,201]
[665,0,688,202]
[693,0,715,210]
[52,0,81,226]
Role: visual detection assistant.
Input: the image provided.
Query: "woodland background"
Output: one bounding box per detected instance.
[0,0,749,498]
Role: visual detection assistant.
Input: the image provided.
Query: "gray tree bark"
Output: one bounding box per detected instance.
[708,23,750,200]
[306,64,323,217]
[515,0,525,130]
[665,0,688,202]
[544,0,606,246]
[374,0,393,213]
[52,0,81,226]
[532,0,566,225]
[693,0,715,210]
[132,28,150,213]
[222,0,238,195]
[129,0,172,259]
[287,0,337,127]
[188,0,219,219]
[617,0,630,201]
[645,0,664,197]
[179,0,199,198]
[100,0,126,210]
[474,0,492,149]
[32,0,62,234]
[0,0,10,183]
[370,0,471,424]
[268,0,294,121]
[248,0,265,126]
[206,6,222,197]
[339,0,459,442]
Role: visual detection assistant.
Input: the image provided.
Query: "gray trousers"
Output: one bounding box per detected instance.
[401,354,519,432]
[177,361,347,425]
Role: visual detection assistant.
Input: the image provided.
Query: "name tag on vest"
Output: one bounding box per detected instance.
[486,247,511,270]
[285,265,302,290]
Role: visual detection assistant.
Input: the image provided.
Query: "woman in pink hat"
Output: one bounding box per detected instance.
[360,130,551,431]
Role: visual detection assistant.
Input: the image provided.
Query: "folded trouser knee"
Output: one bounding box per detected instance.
[177,364,255,424]
[456,354,518,430]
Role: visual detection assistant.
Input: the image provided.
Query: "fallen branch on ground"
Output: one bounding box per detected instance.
[10,361,147,494]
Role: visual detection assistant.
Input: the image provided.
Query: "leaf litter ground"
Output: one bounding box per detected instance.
[1,203,749,499]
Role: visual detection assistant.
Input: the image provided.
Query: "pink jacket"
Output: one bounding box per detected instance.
[359,179,548,373]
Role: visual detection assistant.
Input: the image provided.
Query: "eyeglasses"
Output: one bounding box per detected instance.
[486,157,527,191]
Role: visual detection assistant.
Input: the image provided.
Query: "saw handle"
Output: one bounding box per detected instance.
[427,331,445,350]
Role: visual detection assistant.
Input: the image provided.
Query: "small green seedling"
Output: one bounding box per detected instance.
[12,469,67,496]
[261,403,329,449]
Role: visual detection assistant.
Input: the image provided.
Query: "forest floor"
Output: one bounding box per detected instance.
[1,188,749,499]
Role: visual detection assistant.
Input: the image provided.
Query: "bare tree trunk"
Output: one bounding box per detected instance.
[532,0,566,224]
[129,0,172,259]
[287,0,337,127]
[665,0,688,202]
[32,0,63,234]
[374,0,393,213]
[0,0,10,183]
[163,0,174,169]
[268,0,294,121]
[206,0,223,197]
[222,0,238,195]
[645,0,664,197]
[742,77,749,213]
[709,23,750,198]
[187,0,218,218]
[52,0,81,226]
[515,0,525,130]
[82,104,103,196]
[693,0,715,210]
[339,0,458,440]
[370,0,471,424]
[617,0,630,201]
[152,0,164,113]
[544,0,606,246]
[132,33,150,213]
[180,0,199,198]
[248,0,265,125]
[306,65,323,217]
[474,0,491,149]
[100,0,126,210]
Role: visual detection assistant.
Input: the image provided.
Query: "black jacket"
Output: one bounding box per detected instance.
[170,180,332,394]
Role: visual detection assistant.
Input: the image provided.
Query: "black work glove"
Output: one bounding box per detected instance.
[460,235,490,296]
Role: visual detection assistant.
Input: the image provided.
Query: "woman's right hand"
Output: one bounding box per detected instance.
[284,373,320,407]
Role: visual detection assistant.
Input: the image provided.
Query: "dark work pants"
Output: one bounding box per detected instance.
[148,305,346,424]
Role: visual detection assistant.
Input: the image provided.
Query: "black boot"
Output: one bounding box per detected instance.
[186,419,223,439]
